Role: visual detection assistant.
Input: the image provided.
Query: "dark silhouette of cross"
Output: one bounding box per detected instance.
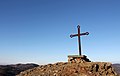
[70,25,89,56]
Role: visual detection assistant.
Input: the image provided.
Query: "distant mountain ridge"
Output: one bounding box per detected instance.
[112,64,120,75]
[0,63,39,76]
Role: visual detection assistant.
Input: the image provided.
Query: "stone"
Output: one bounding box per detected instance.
[68,55,91,63]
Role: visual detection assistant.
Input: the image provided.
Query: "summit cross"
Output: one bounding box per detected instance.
[70,25,89,56]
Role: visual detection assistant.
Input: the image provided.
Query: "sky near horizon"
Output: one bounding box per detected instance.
[0,0,120,64]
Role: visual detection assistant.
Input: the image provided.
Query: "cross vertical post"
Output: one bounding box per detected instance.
[77,25,81,55]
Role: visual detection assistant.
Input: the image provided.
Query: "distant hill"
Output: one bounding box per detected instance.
[0,63,39,76]
[112,64,120,75]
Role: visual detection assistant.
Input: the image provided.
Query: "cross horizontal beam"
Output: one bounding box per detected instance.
[70,32,89,38]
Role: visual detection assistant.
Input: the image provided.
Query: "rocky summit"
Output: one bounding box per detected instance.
[17,62,118,76]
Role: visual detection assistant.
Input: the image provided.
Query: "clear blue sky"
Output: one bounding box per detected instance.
[0,0,120,64]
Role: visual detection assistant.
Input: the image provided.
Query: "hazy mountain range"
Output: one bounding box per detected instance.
[112,64,120,75]
[0,63,38,76]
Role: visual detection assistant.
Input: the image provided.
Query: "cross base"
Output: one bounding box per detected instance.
[68,55,91,63]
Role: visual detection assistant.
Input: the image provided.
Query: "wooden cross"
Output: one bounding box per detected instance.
[70,25,89,56]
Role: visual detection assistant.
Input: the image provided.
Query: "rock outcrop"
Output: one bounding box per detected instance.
[17,62,118,76]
